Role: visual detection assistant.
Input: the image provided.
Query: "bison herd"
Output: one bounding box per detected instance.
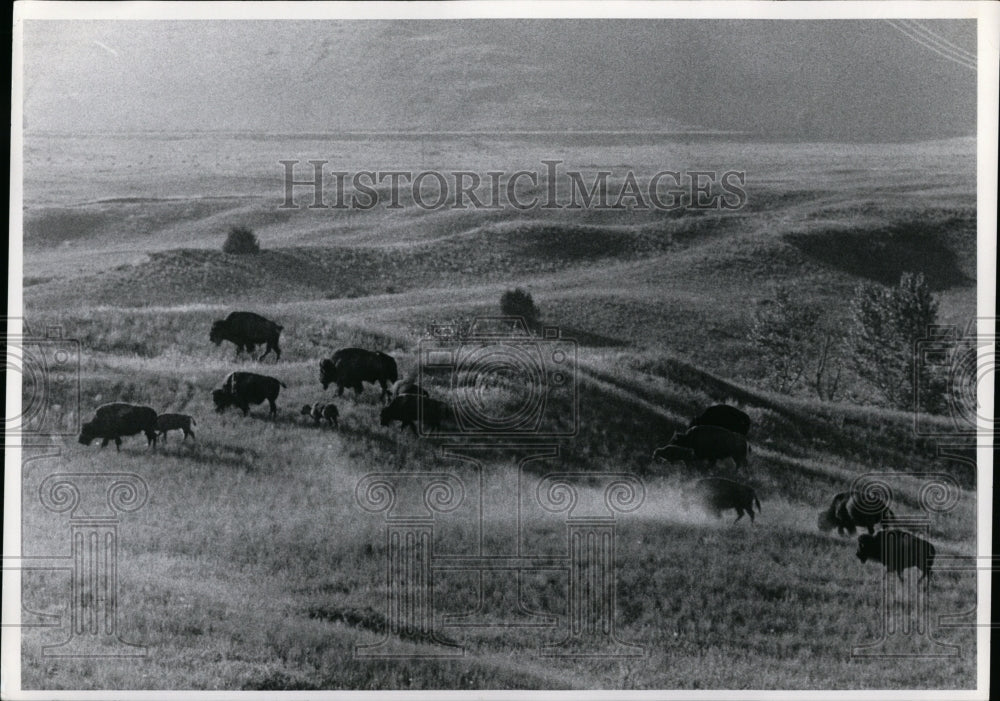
[655,403,937,583]
[78,311,941,586]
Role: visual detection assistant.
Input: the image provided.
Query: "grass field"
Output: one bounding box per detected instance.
[16,132,981,690]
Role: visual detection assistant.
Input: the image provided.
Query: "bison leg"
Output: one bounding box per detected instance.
[240,403,250,417]
[354,383,363,396]
[336,383,345,397]
[100,438,110,449]
[159,430,168,443]
[147,431,157,449]
[268,398,277,417]
[733,509,744,523]
[115,437,122,452]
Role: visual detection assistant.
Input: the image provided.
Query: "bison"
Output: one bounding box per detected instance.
[658,425,750,469]
[388,378,429,403]
[689,404,751,436]
[380,394,448,435]
[301,402,339,428]
[857,530,935,583]
[212,371,286,417]
[79,403,158,452]
[652,444,697,465]
[156,413,196,442]
[320,348,398,400]
[817,491,895,536]
[209,311,283,361]
[684,477,762,523]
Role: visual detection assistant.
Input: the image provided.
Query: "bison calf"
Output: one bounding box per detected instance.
[156,413,196,442]
[684,477,762,524]
[857,530,935,583]
[818,491,895,536]
[79,403,158,452]
[301,402,339,428]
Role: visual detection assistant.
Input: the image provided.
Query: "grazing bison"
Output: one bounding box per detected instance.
[690,404,751,436]
[817,491,895,536]
[684,477,762,523]
[380,394,448,435]
[320,348,398,400]
[209,311,283,361]
[661,425,750,469]
[212,371,286,417]
[388,378,429,403]
[857,530,935,582]
[79,403,158,452]
[156,413,196,442]
[301,402,339,428]
[652,444,697,465]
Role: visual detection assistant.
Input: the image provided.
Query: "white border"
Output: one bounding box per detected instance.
[6,2,998,699]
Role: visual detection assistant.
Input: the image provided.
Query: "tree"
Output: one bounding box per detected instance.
[848,271,941,410]
[749,286,842,399]
[222,225,260,255]
[500,288,540,327]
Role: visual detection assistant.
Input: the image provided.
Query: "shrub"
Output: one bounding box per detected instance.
[749,286,843,400]
[222,226,260,255]
[848,271,943,411]
[500,288,540,327]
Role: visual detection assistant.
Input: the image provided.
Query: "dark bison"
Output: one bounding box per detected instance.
[209,311,283,361]
[818,491,895,536]
[690,404,751,436]
[684,477,762,523]
[658,425,750,469]
[388,378,429,403]
[212,371,286,417]
[301,402,339,428]
[652,444,697,465]
[156,413,196,442]
[320,348,398,400]
[380,394,448,435]
[79,403,158,451]
[857,530,935,582]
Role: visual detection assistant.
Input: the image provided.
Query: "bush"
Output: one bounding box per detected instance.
[222,226,260,255]
[749,286,843,400]
[500,288,540,326]
[848,271,942,411]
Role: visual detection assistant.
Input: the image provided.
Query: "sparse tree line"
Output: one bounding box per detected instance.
[751,271,948,412]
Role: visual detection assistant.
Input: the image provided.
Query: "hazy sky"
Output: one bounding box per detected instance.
[22,20,976,140]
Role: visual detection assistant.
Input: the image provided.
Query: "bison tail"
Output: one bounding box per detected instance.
[279,381,288,388]
[746,443,752,455]
[191,417,197,426]
[277,325,284,331]
[885,506,896,521]
[754,494,762,513]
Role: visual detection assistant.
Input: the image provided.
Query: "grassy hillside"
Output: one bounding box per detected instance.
[17,134,981,690]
